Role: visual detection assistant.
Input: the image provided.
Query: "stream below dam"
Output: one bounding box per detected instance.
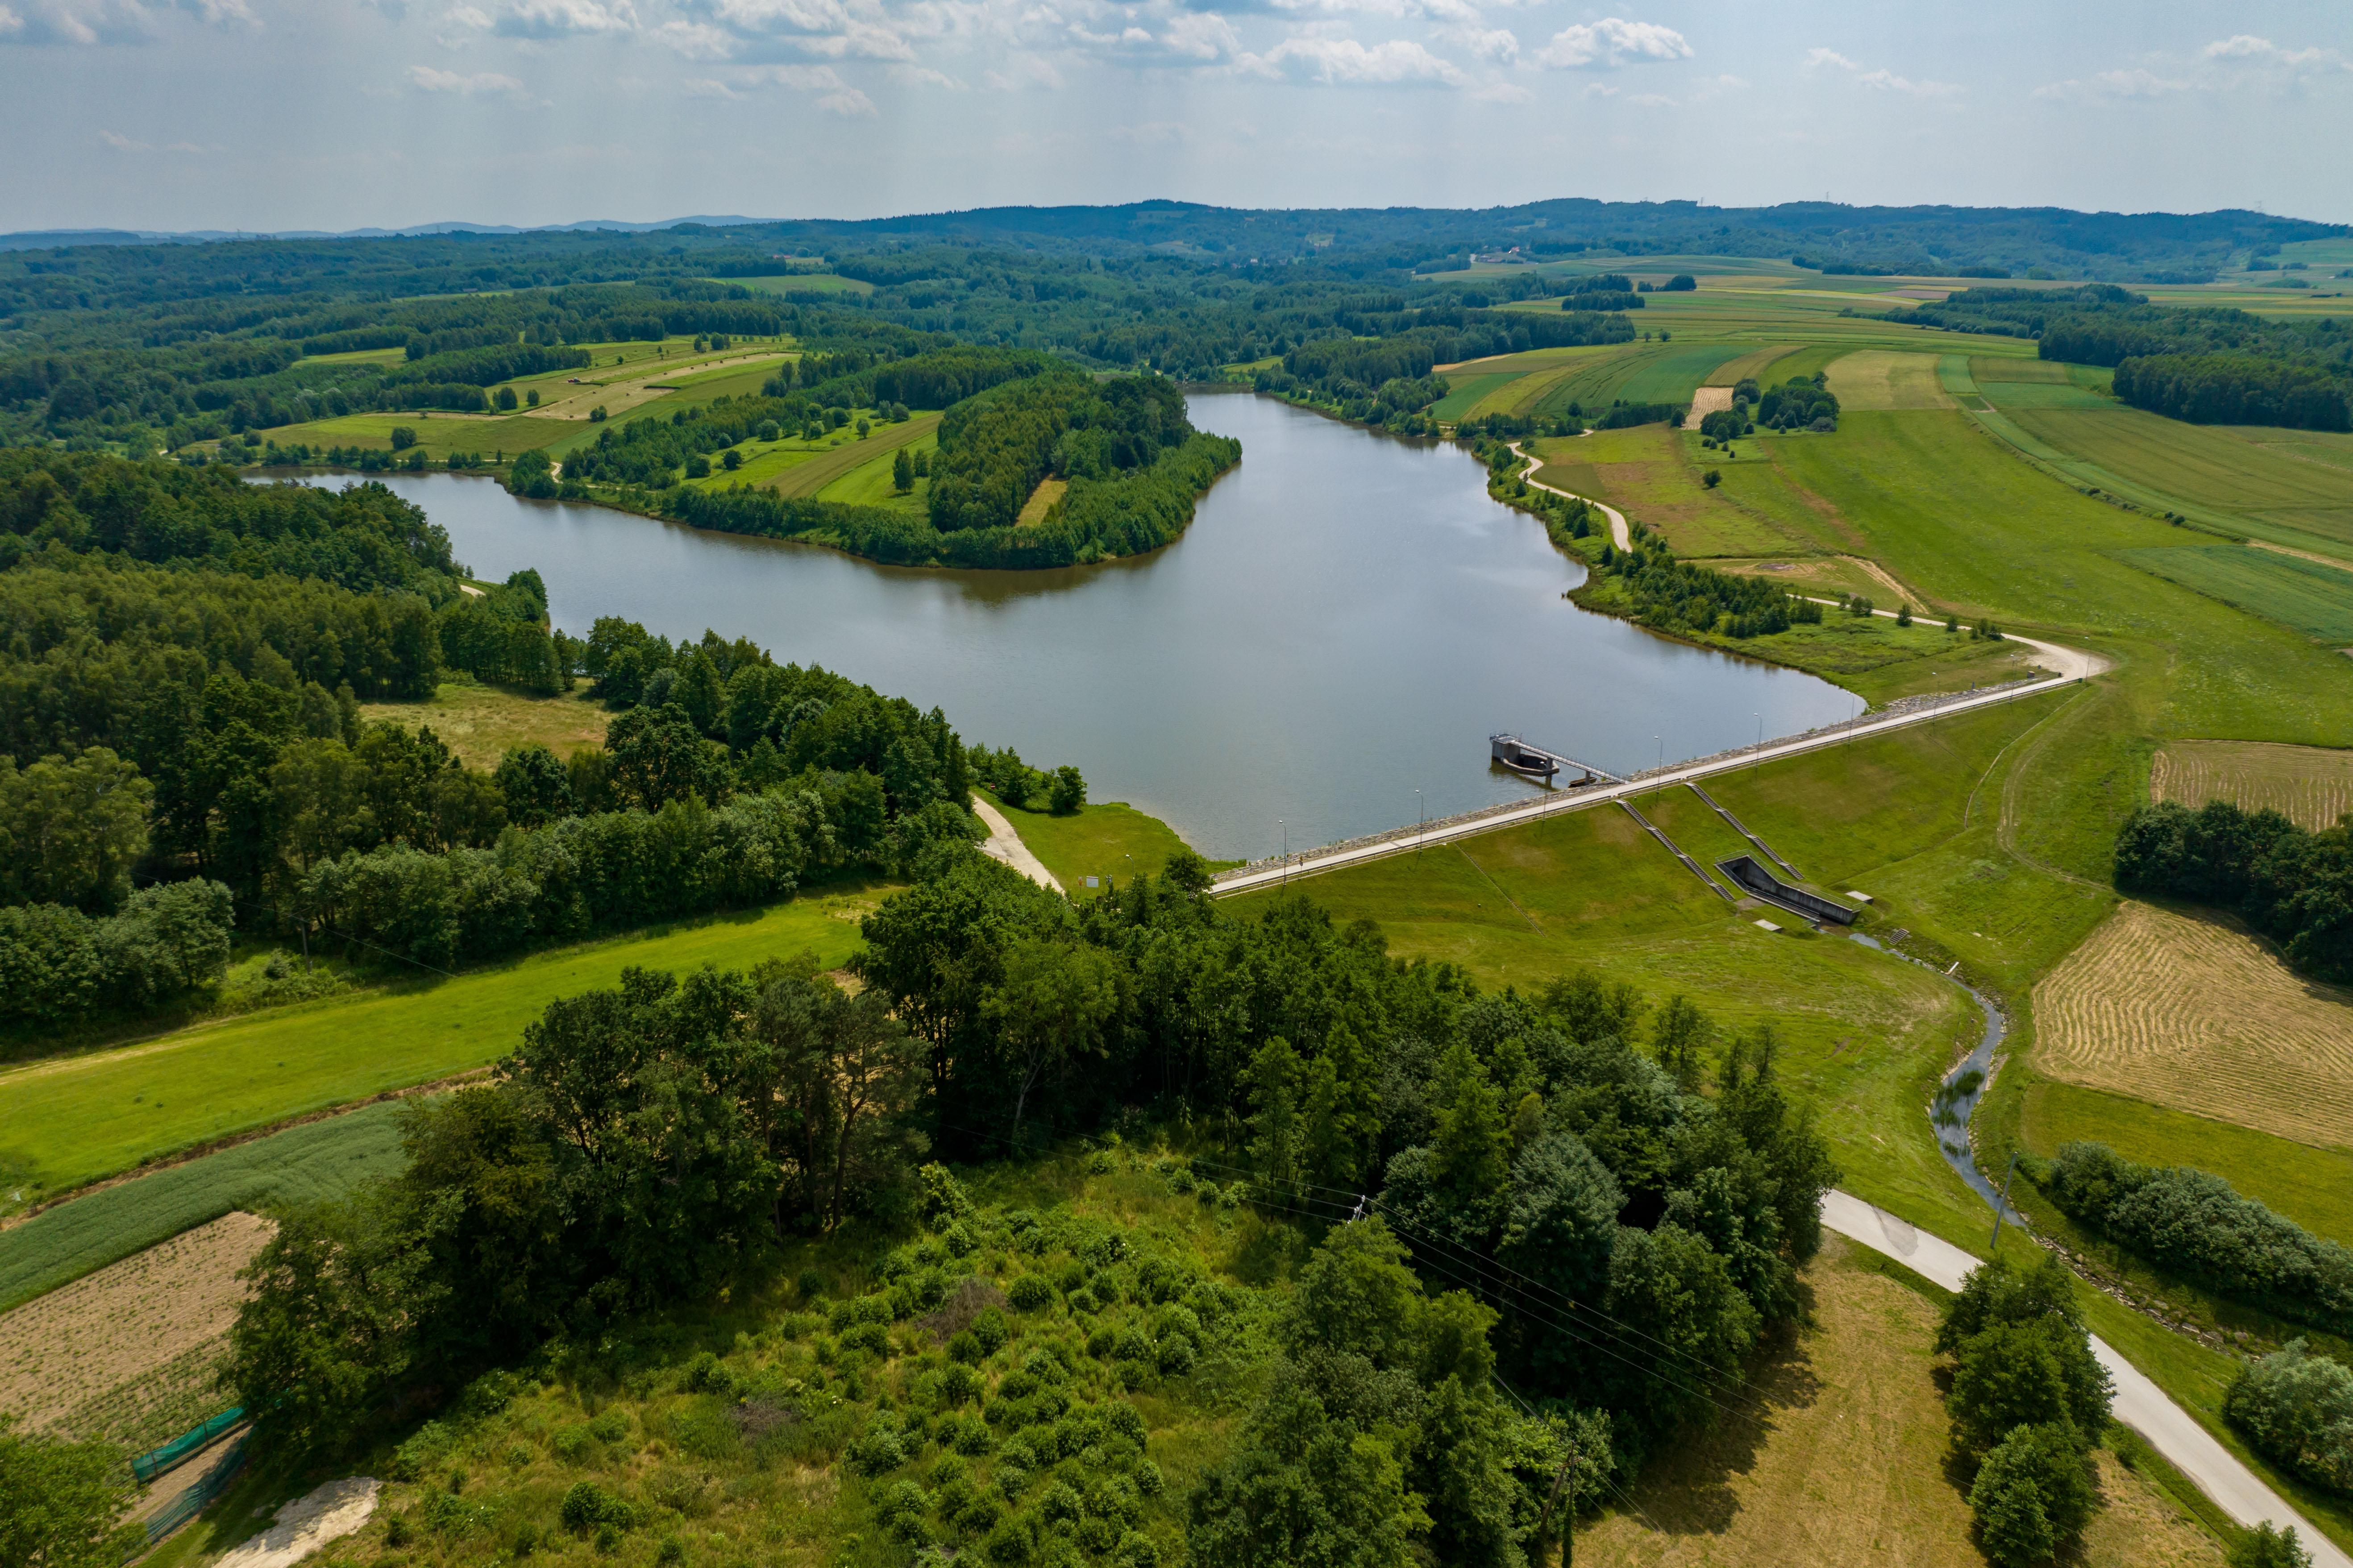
[281,391,1857,861]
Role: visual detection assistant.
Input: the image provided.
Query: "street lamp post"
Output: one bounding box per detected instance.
[1280,820,1288,886]
[1415,790,1424,855]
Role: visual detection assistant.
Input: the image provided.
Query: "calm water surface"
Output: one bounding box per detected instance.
[291,394,1853,859]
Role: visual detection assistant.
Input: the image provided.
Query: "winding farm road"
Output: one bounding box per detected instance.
[1824,1192,2351,1568]
[1508,442,1631,549]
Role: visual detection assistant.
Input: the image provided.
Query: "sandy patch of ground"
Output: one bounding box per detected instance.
[216,1477,381,1568]
[2034,900,2353,1152]
[0,1211,271,1439]
[2151,739,2353,831]
[1687,386,1734,419]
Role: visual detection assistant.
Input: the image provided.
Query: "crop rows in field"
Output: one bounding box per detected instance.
[2114,543,2353,641]
[0,1100,407,1312]
[2150,739,2353,830]
[2033,900,2353,1153]
[0,1211,270,1445]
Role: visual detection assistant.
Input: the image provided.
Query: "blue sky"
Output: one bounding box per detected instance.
[2,0,2348,232]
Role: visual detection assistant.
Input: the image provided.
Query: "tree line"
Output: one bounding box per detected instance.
[1912,284,2353,432]
[2112,799,2353,982]
[2034,1140,2353,1334]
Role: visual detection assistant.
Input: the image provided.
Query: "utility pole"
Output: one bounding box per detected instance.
[1280,820,1288,887]
[1989,1150,2020,1252]
[1416,790,1423,856]
[1536,1452,1577,1568]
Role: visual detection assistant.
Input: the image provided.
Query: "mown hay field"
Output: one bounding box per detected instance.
[1704,344,1800,386]
[2149,739,2353,830]
[1579,1238,2220,1568]
[2033,900,2353,1153]
[1824,351,1954,411]
[0,1211,268,1450]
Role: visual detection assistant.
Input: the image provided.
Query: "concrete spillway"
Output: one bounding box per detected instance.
[1716,855,1858,925]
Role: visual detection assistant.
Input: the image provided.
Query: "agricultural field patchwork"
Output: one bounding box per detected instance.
[0,1212,267,1451]
[2032,900,2353,1153]
[1529,425,1811,558]
[0,1100,408,1309]
[2149,739,2353,830]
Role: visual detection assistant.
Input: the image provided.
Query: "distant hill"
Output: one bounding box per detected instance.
[0,200,2339,285]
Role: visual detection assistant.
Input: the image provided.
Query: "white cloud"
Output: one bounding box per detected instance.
[1804,46,1957,97]
[2033,67,2187,101]
[2036,36,2346,103]
[408,62,533,93]
[1534,17,1687,69]
[885,60,960,86]
[680,73,739,93]
[653,17,732,53]
[1625,90,1670,106]
[1469,78,1527,102]
[740,58,876,110]
[1243,34,1466,86]
[2202,34,2345,70]
[0,0,252,45]
[1457,25,1513,63]
[493,0,635,37]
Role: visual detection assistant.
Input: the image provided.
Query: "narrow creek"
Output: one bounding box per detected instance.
[1850,931,2021,1225]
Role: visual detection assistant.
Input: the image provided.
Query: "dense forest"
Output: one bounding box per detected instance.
[1911,284,2353,431]
[214,830,1838,1561]
[0,448,1064,1031]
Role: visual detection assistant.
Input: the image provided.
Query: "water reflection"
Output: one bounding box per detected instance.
[279,394,1854,859]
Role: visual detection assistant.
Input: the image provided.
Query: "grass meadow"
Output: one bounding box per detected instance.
[0,888,892,1210]
[2115,545,2353,641]
[978,795,1212,893]
[358,678,611,769]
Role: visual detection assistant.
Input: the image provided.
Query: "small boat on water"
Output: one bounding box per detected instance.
[1490,732,1563,779]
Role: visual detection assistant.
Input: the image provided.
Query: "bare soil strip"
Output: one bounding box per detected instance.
[0,1211,271,1439]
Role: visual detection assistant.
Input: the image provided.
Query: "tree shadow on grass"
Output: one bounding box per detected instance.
[1612,1272,1827,1537]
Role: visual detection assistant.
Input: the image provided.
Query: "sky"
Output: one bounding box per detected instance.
[1,0,2349,234]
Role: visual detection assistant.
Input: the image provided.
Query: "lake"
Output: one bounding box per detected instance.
[286,394,1853,860]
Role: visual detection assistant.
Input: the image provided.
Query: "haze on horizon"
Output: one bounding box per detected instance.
[0,0,2347,236]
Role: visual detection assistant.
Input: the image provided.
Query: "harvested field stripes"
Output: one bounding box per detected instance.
[0,1211,270,1448]
[1824,350,1956,411]
[2149,740,2353,830]
[2032,900,2353,1153]
[1704,344,1800,386]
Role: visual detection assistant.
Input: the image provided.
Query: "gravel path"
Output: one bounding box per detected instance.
[1822,1191,2351,1568]
[1508,441,1631,549]
[972,797,1064,893]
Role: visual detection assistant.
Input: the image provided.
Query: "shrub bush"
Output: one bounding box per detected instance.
[2224,1340,2353,1494]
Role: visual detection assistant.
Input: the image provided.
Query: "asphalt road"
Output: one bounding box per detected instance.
[1823,1191,2350,1568]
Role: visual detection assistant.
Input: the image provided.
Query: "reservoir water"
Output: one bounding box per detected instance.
[288,393,1854,860]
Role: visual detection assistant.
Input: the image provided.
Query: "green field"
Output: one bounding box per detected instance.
[0,888,891,1212]
[2115,544,2353,641]
[698,412,943,498]
[722,272,876,295]
[1430,371,1519,421]
[0,1102,410,1312]
[982,794,1212,892]
[2017,1079,2353,1247]
[817,429,938,511]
